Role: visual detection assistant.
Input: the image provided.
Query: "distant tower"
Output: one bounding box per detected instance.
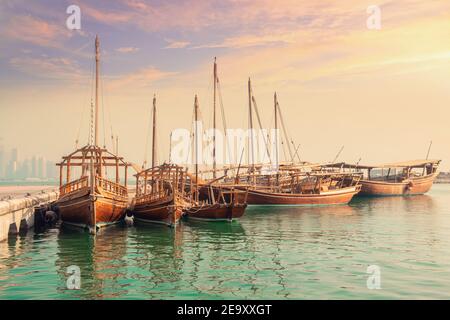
[10,148,18,162]
[38,156,46,179]
[0,144,5,179]
[7,148,19,179]
[31,155,37,178]
[46,160,55,180]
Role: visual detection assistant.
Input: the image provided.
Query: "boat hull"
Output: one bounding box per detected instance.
[56,187,127,229]
[184,203,247,221]
[359,173,437,196]
[243,186,360,205]
[133,195,183,227]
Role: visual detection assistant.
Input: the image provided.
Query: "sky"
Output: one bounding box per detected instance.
[0,0,449,170]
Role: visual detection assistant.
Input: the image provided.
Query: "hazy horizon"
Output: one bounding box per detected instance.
[1,0,449,171]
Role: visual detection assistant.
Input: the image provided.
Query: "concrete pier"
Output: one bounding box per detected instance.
[0,191,58,242]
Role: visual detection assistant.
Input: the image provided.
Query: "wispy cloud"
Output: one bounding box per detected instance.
[116,47,140,53]
[164,39,190,49]
[2,15,71,47]
[9,56,84,80]
[192,32,299,49]
[107,66,177,89]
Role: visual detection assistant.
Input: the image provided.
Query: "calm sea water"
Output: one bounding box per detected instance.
[1,185,450,300]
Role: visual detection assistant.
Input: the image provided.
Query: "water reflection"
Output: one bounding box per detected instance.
[55,225,129,299]
[128,223,185,299]
[351,194,436,214]
[1,186,450,299]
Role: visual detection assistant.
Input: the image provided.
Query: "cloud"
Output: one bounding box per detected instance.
[107,66,177,89]
[81,4,132,24]
[192,32,298,49]
[116,47,140,53]
[9,56,84,80]
[164,39,190,49]
[2,15,71,47]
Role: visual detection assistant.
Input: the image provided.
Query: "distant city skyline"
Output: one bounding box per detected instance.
[0,143,57,181]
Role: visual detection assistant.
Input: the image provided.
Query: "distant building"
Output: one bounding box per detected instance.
[0,146,5,179]
[0,146,58,182]
[10,148,18,164]
[38,156,46,179]
[436,172,450,184]
[46,160,57,180]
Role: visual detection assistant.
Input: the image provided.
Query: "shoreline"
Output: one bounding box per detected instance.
[0,185,58,199]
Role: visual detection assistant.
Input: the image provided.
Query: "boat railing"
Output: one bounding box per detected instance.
[210,185,249,206]
[96,176,128,198]
[60,176,89,196]
[135,187,170,205]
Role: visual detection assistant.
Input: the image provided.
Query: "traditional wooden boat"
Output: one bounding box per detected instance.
[243,173,361,205]
[186,181,248,221]
[206,80,362,206]
[327,160,440,196]
[132,95,189,227]
[133,164,189,227]
[183,91,248,221]
[55,36,129,232]
[214,164,362,206]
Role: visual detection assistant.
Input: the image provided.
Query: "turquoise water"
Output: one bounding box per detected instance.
[1,185,450,300]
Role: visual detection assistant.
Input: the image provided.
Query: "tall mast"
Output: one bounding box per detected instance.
[248,78,255,183]
[194,95,199,185]
[95,35,100,147]
[152,94,157,168]
[212,57,217,179]
[274,92,279,175]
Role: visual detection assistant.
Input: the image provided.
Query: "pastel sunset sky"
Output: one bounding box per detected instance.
[0,0,449,169]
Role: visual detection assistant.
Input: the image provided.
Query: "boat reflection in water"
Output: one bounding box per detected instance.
[128,223,185,299]
[55,226,129,299]
[180,221,247,297]
[351,193,436,214]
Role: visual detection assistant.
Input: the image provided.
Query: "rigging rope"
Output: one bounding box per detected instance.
[251,95,272,164]
[143,103,152,169]
[77,57,95,147]
[217,78,234,171]
[276,101,293,161]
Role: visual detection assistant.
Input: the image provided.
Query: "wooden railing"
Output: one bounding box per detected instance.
[96,176,128,198]
[60,176,89,196]
[135,188,170,205]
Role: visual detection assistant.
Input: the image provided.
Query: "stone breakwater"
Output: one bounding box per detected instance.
[0,191,59,242]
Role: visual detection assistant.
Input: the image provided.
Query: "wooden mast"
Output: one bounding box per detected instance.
[152,94,157,168]
[194,95,200,201]
[95,36,100,148]
[248,78,255,185]
[213,58,217,179]
[92,35,101,234]
[274,92,279,184]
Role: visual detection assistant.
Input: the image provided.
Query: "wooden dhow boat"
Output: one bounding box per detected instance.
[183,93,248,221]
[326,160,440,196]
[132,95,187,227]
[186,176,248,222]
[218,80,362,206]
[133,163,189,226]
[55,36,130,233]
[212,163,362,206]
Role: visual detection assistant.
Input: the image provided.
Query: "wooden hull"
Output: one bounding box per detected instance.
[133,195,183,227]
[56,187,127,229]
[359,173,437,196]
[242,186,360,205]
[184,203,247,221]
